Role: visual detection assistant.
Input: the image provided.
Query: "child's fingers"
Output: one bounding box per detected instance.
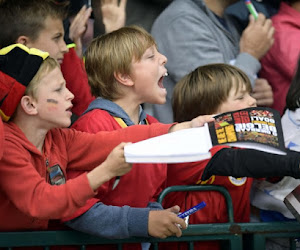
[191,115,215,127]
[173,217,187,231]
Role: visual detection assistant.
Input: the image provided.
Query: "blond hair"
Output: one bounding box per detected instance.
[172,63,252,122]
[85,25,156,100]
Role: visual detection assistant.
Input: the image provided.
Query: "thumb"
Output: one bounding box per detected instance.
[166,205,180,214]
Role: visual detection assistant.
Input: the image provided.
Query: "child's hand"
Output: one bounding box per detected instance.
[148,206,187,238]
[87,142,132,191]
[104,142,132,177]
[190,115,215,128]
[169,115,215,133]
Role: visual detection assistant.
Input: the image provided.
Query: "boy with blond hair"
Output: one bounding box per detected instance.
[0,44,215,239]
[65,26,210,248]
[66,26,300,249]
[0,0,94,117]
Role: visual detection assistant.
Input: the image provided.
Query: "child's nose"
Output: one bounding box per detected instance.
[160,53,167,65]
[67,88,74,101]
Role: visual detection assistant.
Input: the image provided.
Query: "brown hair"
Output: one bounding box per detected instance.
[172,63,252,122]
[0,0,69,48]
[85,25,156,100]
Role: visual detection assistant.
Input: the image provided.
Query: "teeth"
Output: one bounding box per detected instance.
[164,72,168,76]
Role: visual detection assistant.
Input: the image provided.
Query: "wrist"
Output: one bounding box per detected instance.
[87,162,115,190]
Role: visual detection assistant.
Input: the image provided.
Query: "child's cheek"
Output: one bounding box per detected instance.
[46,99,59,111]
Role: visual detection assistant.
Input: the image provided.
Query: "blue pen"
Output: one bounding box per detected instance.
[178,201,206,219]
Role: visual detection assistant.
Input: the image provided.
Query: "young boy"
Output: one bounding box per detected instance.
[0,44,217,238]
[164,63,300,250]
[64,25,182,249]
[0,43,197,235]
[0,0,94,117]
[66,27,300,249]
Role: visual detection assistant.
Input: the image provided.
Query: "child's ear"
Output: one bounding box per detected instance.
[114,72,134,87]
[16,36,30,46]
[20,96,38,115]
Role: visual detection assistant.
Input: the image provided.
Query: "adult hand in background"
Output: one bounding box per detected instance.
[240,13,274,60]
[101,0,127,33]
[69,5,92,58]
[252,78,274,107]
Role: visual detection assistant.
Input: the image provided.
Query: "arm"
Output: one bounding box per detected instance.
[0,141,131,220]
[0,143,95,219]
[65,202,185,239]
[66,123,174,171]
[67,115,214,171]
[201,148,300,181]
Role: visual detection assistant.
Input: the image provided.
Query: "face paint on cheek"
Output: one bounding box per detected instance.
[47,99,58,104]
[46,99,59,111]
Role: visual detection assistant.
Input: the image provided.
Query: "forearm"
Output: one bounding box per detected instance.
[86,162,115,191]
[202,148,300,180]
[65,202,150,239]
[67,123,173,171]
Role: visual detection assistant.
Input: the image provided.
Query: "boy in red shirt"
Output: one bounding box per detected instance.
[165,63,300,250]
[65,26,214,249]
[0,44,198,235]
[0,0,94,116]
[67,26,300,250]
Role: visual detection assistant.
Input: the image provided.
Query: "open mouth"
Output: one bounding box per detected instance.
[158,76,165,88]
[66,106,73,112]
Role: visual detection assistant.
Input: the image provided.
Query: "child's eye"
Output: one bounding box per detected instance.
[55,87,63,92]
[148,54,155,59]
[53,35,62,42]
[237,96,244,100]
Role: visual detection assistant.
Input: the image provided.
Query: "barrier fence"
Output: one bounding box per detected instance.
[1,185,300,250]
